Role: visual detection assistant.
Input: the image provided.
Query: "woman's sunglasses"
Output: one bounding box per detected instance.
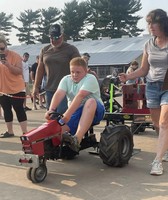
[0,47,6,51]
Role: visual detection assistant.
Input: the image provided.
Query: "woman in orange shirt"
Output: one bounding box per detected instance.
[0,34,27,138]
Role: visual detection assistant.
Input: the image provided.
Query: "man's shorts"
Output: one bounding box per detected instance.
[67,101,105,135]
[146,81,168,108]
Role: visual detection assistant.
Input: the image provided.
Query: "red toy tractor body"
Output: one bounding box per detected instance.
[20,120,61,157]
[17,113,133,183]
[18,115,99,183]
[18,119,64,183]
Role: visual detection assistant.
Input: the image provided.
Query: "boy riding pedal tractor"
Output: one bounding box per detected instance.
[45,57,105,152]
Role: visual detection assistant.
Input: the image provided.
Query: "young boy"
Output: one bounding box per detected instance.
[45,57,105,152]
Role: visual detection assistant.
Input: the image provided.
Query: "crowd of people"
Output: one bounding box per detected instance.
[1,8,168,177]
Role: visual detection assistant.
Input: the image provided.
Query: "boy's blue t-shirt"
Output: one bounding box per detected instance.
[58,73,103,106]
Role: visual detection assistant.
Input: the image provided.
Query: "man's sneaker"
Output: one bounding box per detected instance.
[62,132,80,152]
[150,159,163,175]
[24,106,32,111]
[32,106,37,110]
[162,150,168,162]
[39,105,46,109]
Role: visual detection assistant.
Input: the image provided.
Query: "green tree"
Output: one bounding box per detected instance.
[13,9,41,44]
[86,0,143,39]
[36,7,61,44]
[0,12,13,43]
[61,0,90,41]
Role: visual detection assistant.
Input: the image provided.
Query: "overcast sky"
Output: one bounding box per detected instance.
[0,0,168,45]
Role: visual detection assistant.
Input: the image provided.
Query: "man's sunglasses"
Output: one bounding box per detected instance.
[0,47,6,51]
[50,35,62,40]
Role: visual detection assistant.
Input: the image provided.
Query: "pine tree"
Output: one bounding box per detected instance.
[0,12,13,44]
[36,7,61,44]
[86,0,143,39]
[61,0,90,41]
[13,9,41,44]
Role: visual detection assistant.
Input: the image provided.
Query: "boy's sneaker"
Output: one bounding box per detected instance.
[150,159,163,175]
[162,150,168,162]
[62,132,80,153]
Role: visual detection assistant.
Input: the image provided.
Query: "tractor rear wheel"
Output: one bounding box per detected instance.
[99,125,133,167]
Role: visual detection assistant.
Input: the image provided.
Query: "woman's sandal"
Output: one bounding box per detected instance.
[0,132,14,138]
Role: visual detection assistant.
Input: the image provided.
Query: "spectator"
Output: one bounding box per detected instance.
[33,24,80,114]
[45,57,105,152]
[119,9,168,176]
[22,52,32,111]
[126,61,143,84]
[30,55,46,110]
[81,52,99,80]
[0,33,27,138]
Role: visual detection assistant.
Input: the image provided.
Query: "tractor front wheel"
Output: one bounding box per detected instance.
[26,167,32,180]
[27,164,47,183]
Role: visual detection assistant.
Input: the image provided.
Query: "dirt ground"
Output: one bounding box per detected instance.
[0,102,168,200]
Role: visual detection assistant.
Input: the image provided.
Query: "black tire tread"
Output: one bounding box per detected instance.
[99,125,133,167]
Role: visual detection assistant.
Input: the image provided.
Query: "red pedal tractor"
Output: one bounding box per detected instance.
[18,112,133,183]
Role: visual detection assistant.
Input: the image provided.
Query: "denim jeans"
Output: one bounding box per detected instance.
[45,90,68,114]
[146,81,168,108]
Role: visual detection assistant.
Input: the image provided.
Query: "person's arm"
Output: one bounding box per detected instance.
[33,60,45,93]
[45,89,66,120]
[1,57,23,75]
[119,50,149,83]
[30,69,35,83]
[62,90,90,123]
